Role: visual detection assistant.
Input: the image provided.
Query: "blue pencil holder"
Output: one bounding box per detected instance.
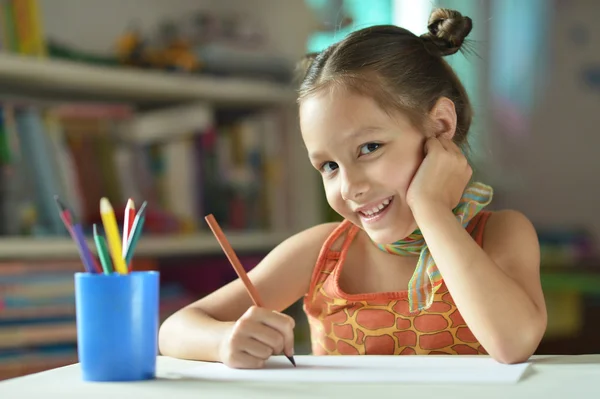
[74,271,159,382]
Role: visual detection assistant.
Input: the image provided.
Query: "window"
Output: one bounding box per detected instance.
[305,0,393,52]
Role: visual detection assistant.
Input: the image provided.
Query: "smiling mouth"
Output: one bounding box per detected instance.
[358,197,393,219]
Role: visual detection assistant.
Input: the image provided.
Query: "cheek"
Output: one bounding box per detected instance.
[370,155,421,194]
[324,181,340,206]
[324,181,349,214]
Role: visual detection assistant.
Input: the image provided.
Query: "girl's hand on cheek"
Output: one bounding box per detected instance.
[406,137,472,213]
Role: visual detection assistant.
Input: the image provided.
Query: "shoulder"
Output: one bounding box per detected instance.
[484,209,538,245]
[252,222,341,294]
[268,222,342,260]
[288,222,342,245]
[481,210,540,273]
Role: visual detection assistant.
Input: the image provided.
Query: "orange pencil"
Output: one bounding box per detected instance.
[204,214,296,367]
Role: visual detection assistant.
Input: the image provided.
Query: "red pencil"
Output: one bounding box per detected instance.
[122,198,136,256]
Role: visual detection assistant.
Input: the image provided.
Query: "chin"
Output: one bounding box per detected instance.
[363,225,414,245]
[342,204,417,245]
[371,214,417,244]
[349,214,416,244]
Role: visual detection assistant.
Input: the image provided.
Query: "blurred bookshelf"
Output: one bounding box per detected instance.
[0,88,302,249]
[0,0,323,381]
[0,231,291,260]
[0,28,318,260]
[0,53,295,107]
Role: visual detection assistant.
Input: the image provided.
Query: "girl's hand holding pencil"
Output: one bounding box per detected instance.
[54,195,148,275]
[205,214,296,368]
[219,305,296,369]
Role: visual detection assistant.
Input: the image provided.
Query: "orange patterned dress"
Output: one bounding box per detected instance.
[303,211,491,356]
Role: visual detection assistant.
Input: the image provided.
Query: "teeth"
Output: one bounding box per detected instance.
[360,197,392,217]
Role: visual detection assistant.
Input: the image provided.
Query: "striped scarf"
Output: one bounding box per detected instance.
[376,182,493,312]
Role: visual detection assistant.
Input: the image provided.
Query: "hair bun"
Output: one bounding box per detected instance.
[420,8,472,56]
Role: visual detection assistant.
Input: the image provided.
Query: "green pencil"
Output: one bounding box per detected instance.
[124,215,145,267]
[93,224,113,275]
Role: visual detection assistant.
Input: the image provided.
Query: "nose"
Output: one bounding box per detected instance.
[340,167,369,201]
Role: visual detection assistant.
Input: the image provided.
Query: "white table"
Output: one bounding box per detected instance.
[0,355,598,398]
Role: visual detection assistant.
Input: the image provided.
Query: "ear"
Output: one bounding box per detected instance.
[428,97,457,140]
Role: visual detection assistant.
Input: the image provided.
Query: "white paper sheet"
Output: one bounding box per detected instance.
[177,355,530,384]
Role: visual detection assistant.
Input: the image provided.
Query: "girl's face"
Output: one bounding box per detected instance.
[299,88,426,244]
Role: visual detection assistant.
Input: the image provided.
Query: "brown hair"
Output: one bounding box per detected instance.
[297,8,474,147]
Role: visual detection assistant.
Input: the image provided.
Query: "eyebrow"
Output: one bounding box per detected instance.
[348,125,383,139]
[308,126,383,161]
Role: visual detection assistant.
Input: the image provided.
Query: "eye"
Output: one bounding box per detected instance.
[359,142,381,155]
[320,161,338,174]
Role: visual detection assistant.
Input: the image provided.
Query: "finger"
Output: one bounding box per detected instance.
[283,328,295,358]
[424,137,443,155]
[247,307,295,330]
[228,348,266,369]
[242,307,295,356]
[435,136,452,151]
[259,311,295,357]
[249,322,285,355]
[239,336,274,360]
[438,137,462,155]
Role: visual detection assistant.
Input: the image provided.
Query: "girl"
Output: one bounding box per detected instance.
[158,8,547,368]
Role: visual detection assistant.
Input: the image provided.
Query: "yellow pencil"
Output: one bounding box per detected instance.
[100,197,128,274]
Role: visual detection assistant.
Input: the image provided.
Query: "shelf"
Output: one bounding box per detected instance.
[0,231,289,260]
[0,305,75,320]
[0,53,295,106]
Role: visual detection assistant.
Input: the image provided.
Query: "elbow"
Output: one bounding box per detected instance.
[489,314,547,365]
[492,348,532,365]
[489,339,536,365]
[158,311,182,357]
[157,315,172,356]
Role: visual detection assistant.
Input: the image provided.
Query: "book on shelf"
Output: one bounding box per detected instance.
[0,0,46,57]
[0,100,292,241]
[0,347,78,381]
[0,258,77,381]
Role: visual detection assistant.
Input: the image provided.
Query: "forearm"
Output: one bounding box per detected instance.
[412,204,544,362]
[158,307,234,362]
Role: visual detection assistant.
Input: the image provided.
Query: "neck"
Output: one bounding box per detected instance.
[360,229,419,264]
